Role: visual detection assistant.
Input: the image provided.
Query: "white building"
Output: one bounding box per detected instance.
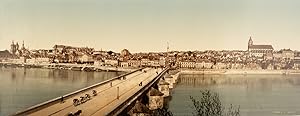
[128,60,141,67]
[179,61,195,68]
[141,59,150,66]
[78,54,93,63]
[120,62,129,67]
[273,51,283,59]
[159,57,166,67]
[35,58,50,64]
[281,49,294,59]
[274,49,294,60]
[94,60,105,66]
[104,59,119,66]
[152,60,160,67]
[214,62,227,69]
[26,58,50,64]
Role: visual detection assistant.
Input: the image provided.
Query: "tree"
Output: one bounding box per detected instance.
[190,90,240,116]
[152,108,173,116]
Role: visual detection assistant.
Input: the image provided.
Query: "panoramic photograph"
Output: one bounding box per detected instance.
[1,0,300,116]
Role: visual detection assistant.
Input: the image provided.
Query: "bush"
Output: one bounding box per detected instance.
[152,107,173,116]
[190,90,240,116]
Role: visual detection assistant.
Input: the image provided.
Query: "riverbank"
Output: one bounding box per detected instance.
[179,69,300,75]
[0,62,136,72]
[2,62,300,75]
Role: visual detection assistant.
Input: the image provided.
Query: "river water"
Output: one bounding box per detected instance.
[168,74,300,116]
[0,67,122,116]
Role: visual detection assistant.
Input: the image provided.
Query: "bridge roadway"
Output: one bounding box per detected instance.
[16,68,162,116]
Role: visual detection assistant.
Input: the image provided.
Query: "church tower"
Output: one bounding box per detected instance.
[16,42,19,51]
[22,40,25,50]
[10,40,16,55]
[248,36,253,51]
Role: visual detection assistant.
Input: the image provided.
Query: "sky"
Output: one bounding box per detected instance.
[0,0,300,53]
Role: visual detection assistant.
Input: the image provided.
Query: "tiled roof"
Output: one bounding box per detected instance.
[249,45,274,50]
[0,50,14,57]
[0,50,10,54]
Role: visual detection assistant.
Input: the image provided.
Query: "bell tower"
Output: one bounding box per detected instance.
[10,40,16,55]
[248,36,253,51]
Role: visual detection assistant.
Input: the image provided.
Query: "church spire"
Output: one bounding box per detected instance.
[22,40,25,49]
[248,36,253,51]
[10,40,16,55]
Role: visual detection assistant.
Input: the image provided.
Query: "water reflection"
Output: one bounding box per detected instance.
[179,74,300,87]
[0,67,122,116]
[169,74,300,116]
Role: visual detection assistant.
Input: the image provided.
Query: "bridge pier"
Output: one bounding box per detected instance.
[172,73,180,83]
[165,75,174,89]
[129,100,151,116]
[164,72,180,89]
[158,80,170,97]
[147,87,164,110]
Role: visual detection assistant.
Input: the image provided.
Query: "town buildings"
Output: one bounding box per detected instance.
[2,37,300,70]
[0,50,16,61]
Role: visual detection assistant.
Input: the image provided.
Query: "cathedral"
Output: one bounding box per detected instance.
[10,40,28,57]
[248,37,274,57]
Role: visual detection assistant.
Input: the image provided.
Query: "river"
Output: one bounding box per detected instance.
[0,67,122,116]
[168,74,300,116]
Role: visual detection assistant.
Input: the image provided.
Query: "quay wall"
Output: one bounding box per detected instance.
[179,69,300,75]
[0,62,136,72]
[3,61,300,75]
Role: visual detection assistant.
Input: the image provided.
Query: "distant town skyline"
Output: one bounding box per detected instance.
[1,0,300,53]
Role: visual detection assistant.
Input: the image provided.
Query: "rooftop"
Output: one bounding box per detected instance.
[249,45,274,50]
[0,50,16,58]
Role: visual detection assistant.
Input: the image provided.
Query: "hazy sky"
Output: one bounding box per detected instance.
[0,0,300,53]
